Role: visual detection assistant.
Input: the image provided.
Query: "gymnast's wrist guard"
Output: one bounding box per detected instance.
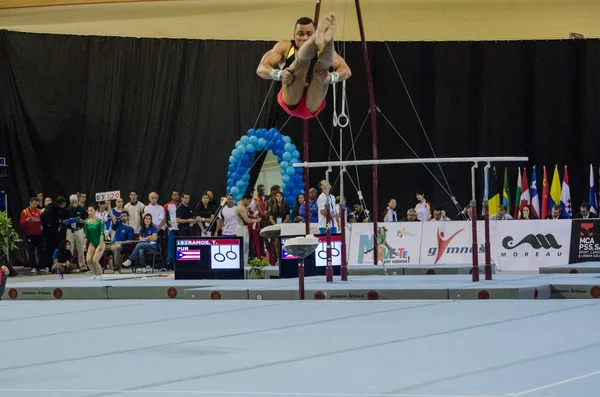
[271,69,282,81]
[329,71,340,84]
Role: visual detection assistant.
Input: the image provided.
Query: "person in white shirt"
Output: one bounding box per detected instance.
[382,199,397,222]
[317,180,339,234]
[415,190,431,222]
[144,192,167,231]
[490,205,513,220]
[124,190,145,234]
[217,195,238,236]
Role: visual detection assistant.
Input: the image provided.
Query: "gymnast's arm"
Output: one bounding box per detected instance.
[332,54,351,82]
[256,41,290,80]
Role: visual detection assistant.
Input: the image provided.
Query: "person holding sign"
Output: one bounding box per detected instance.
[84,206,105,279]
[20,197,45,273]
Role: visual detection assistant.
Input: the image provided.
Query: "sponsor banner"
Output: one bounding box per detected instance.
[419,221,490,265]
[348,222,422,265]
[494,220,571,271]
[569,219,600,263]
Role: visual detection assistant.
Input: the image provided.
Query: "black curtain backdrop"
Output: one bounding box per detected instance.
[1,30,600,225]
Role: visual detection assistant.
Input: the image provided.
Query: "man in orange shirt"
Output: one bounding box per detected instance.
[20,197,46,274]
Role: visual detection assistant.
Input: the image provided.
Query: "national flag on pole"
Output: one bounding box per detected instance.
[541,166,549,219]
[549,165,562,211]
[519,168,531,218]
[513,167,522,219]
[502,167,511,215]
[589,164,598,214]
[560,165,572,218]
[487,166,501,216]
[176,250,201,261]
[530,166,540,218]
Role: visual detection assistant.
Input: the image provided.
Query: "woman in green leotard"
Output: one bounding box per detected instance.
[84,206,105,279]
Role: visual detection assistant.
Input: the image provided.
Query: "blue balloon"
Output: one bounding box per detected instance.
[269,128,279,134]
[249,136,258,145]
[240,136,249,145]
[282,152,292,161]
[285,143,296,153]
[258,128,268,136]
[280,161,289,169]
[283,136,292,143]
[246,144,256,153]
[265,129,274,141]
[243,174,251,181]
[286,167,295,176]
[257,138,267,149]
[238,145,247,154]
[229,155,236,163]
[296,167,303,175]
[280,168,287,176]
[274,148,284,157]
[235,141,244,149]
[232,150,242,159]
[276,139,285,149]
[282,174,290,184]
[236,180,245,188]
[226,186,231,193]
[231,187,239,195]
[293,150,300,159]
[247,128,256,136]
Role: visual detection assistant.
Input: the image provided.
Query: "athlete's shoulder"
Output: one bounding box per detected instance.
[273,40,293,53]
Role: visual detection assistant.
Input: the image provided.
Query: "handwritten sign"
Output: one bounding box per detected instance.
[95,191,121,202]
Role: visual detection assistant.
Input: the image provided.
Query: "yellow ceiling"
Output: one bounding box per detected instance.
[0,0,598,41]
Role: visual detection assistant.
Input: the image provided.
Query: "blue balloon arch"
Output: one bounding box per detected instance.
[226,128,304,207]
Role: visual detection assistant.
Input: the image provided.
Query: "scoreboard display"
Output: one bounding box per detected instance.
[174,236,244,280]
[279,234,342,278]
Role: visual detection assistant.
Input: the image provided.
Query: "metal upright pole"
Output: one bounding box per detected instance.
[483,164,492,280]
[354,0,379,265]
[325,168,333,282]
[471,163,480,282]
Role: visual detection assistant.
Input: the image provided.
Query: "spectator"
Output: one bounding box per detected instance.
[50,240,77,274]
[40,196,67,270]
[430,206,450,222]
[78,192,87,207]
[382,199,397,222]
[122,214,158,273]
[415,190,431,221]
[206,190,218,211]
[519,205,538,220]
[124,190,145,234]
[64,194,89,272]
[0,265,9,300]
[108,197,126,239]
[35,190,44,210]
[299,188,318,224]
[292,193,305,223]
[195,194,216,236]
[269,192,290,225]
[237,194,259,264]
[42,197,52,212]
[348,203,370,223]
[176,193,198,237]
[456,205,473,220]
[545,204,565,220]
[574,202,597,219]
[216,195,237,236]
[163,191,181,269]
[96,200,111,240]
[20,197,46,274]
[401,209,419,222]
[317,180,339,234]
[108,210,135,274]
[490,205,513,220]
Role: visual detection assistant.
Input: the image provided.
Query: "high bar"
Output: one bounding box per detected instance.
[292,156,529,169]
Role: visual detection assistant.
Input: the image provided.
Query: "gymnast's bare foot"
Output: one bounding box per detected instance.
[316,13,337,49]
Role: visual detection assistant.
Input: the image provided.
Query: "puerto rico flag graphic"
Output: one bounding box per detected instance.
[177,250,201,261]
